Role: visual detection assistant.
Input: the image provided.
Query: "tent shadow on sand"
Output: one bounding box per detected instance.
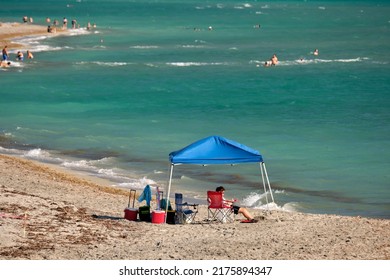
[91,214,123,220]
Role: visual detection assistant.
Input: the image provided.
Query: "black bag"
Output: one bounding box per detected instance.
[138,206,151,222]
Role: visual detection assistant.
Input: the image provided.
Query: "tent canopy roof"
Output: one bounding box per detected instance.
[169,135,263,165]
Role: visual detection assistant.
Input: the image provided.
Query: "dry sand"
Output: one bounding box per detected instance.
[0,154,389,260]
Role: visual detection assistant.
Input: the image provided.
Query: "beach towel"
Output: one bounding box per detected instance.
[240,219,258,223]
[138,184,152,206]
[160,198,172,211]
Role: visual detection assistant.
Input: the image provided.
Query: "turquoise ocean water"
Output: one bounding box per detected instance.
[1,0,389,218]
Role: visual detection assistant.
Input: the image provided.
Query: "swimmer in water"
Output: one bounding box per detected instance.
[271,54,278,65]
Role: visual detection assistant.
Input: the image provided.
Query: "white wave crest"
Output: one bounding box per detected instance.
[0,146,24,155]
[240,191,299,213]
[93,61,128,67]
[67,28,90,36]
[167,62,228,67]
[180,45,205,49]
[23,149,62,164]
[272,57,370,66]
[129,45,159,49]
[24,148,50,159]
[115,176,158,190]
[10,28,89,53]
[76,61,128,67]
[62,159,95,171]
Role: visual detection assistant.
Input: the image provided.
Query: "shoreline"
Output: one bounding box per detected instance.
[1,153,389,260]
[0,133,388,219]
[0,22,68,51]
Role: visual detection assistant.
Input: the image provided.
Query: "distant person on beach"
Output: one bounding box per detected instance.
[87,22,91,30]
[47,25,56,33]
[46,17,51,24]
[23,16,28,23]
[27,50,34,59]
[313,49,319,56]
[2,46,9,61]
[53,19,58,26]
[63,17,68,29]
[215,186,258,223]
[71,19,77,29]
[271,54,278,65]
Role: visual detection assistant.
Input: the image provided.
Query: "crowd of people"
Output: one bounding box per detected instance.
[1,45,34,68]
[45,16,96,33]
[263,48,319,67]
[4,16,318,71]
[2,15,98,69]
[22,15,95,32]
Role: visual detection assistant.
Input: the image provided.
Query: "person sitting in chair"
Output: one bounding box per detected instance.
[216,186,258,223]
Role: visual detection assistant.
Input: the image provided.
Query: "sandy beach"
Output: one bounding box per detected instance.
[0,154,389,260]
[0,21,67,50]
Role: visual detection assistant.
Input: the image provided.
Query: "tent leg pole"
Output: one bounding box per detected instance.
[164,164,174,223]
[259,163,269,207]
[262,163,281,222]
[262,163,275,203]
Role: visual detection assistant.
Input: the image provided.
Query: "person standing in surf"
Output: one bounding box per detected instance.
[271,54,278,65]
[2,45,9,61]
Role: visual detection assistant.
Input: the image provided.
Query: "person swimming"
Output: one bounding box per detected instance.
[1,60,11,67]
[16,51,24,61]
[271,54,278,65]
[27,50,33,59]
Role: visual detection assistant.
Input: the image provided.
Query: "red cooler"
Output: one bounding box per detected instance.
[124,208,138,221]
[151,210,165,224]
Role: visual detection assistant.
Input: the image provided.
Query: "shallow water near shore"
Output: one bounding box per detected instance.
[1,0,389,218]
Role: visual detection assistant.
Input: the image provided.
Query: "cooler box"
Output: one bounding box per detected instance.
[124,208,138,221]
[151,210,166,224]
[139,206,151,222]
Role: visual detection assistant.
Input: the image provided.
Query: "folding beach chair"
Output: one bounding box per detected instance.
[174,193,198,224]
[207,190,234,223]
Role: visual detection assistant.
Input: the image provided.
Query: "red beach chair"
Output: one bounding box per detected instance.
[207,191,234,223]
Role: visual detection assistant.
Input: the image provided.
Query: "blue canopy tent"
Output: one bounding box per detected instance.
[165,136,275,217]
